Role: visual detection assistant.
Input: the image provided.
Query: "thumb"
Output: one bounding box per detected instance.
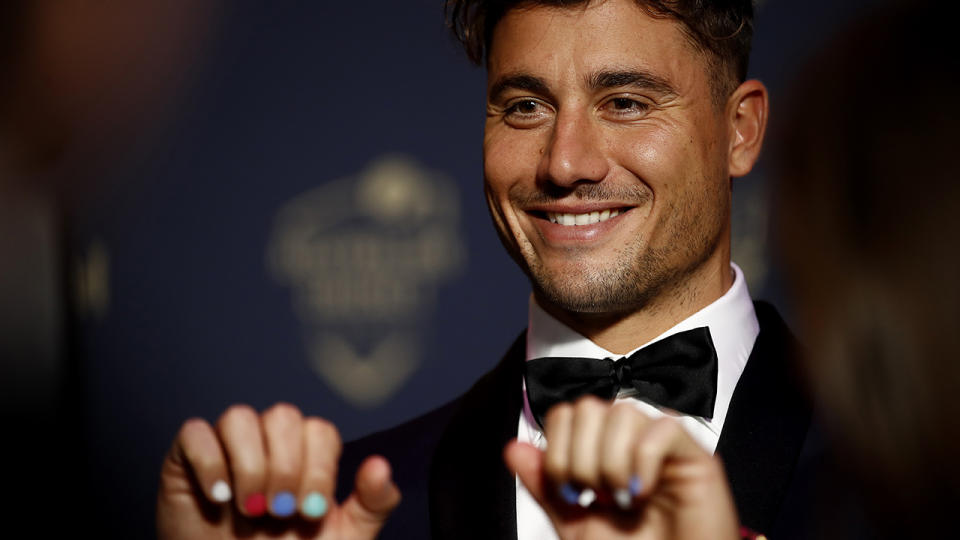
[340,455,402,537]
[503,440,548,503]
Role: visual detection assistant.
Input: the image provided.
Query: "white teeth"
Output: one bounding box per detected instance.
[546,209,622,226]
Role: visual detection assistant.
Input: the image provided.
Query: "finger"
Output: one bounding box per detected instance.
[542,402,574,493]
[504,439,547,503]
[298,416,342,520]
[262,402,304,518]
[217,404,268,517]
[170,418,233,504]
[633,416,706,497]
[340,455,401,538]
[600,403,648,507]
[568,396,606,487]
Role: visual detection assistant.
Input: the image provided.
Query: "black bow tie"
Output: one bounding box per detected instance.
[524,327,719,428]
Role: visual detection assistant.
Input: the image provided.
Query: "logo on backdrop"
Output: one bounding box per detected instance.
[268,154,465,407]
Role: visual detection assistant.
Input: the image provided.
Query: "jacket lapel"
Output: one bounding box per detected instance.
[429,333,525,539]
[716,301,812,532]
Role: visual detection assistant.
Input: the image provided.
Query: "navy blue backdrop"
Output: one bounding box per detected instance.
[63,0,883,535]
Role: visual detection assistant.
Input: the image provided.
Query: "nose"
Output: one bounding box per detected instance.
[538,109,609,188]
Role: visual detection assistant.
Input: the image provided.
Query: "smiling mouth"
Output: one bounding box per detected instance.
[541,208,627,226]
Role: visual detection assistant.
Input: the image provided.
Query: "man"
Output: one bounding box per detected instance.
[157,1,813,538]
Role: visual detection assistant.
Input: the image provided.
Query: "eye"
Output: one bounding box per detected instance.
[503,98,552,128]
[508,99,539,114]
[600,96,651,120]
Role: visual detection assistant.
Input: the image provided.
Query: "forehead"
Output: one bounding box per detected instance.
[488,0,706,91]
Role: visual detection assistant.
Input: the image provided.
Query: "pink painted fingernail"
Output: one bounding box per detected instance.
[244,493,267,516]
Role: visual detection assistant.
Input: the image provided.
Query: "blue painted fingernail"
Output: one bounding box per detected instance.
[559,483,580,505]
[271,491,297,517]
[301,492,328,519]
[629,475,642,496]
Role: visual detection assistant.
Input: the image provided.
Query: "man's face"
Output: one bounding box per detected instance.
[484,0,734,316]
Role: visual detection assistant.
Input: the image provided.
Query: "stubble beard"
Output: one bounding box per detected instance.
[524,196,727,318]
[496,178,728,318]
[526,241,677,316]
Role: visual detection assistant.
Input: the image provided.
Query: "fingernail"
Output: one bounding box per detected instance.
[629,475,642,496]
[559,483,580,505]
[271,491,297,517]
[211,480,232,503]
[244,493,267,516]
[613,488,632,510]
[301,492,328,519]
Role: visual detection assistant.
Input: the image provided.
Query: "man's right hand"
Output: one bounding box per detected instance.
[157,403,401,539]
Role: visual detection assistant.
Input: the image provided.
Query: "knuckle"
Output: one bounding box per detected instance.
[574,395,605,413]
[263,402,303,422]
[609,401,636,419]
[544,403,572,426]
[303,416,343,459]
[304,417,342,448]
[176,420,221,469]
[219,404,257,428]
[653,416,680,437]
[179,417,209,439]
[605,403,635,432]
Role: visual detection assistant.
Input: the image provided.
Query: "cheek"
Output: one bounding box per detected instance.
[611,127,689,194]
[484,126,543,193]
[483,133,525,228]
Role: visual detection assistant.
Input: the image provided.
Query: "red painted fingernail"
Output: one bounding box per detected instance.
[244,493,267,516]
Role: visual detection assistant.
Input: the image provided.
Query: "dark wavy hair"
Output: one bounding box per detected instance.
[445,0,754,101]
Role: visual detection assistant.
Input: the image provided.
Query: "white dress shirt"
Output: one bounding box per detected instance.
[516,263,760,540]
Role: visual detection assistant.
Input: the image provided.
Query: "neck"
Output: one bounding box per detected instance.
[537,260,733,355]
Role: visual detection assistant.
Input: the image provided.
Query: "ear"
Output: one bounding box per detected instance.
[726,79,769,178]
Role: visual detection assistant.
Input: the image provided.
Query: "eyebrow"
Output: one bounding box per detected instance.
[488,73,553,103]
[587,69,678,97]
[488,69,678,103]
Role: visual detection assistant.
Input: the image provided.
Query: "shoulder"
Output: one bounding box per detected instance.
[753,301,796,344]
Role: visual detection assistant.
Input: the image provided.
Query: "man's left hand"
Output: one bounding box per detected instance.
[504,396,740,540]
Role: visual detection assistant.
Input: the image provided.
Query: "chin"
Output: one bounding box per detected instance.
[531,271,656,315]
[530,246,688,315]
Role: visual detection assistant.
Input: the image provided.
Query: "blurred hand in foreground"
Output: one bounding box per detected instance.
[157,403,400,539]
[505,396,739,540]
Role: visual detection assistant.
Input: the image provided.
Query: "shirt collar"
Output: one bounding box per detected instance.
[524,262,759,435]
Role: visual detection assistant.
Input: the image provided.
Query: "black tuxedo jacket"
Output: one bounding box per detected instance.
[338,302,823,539]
